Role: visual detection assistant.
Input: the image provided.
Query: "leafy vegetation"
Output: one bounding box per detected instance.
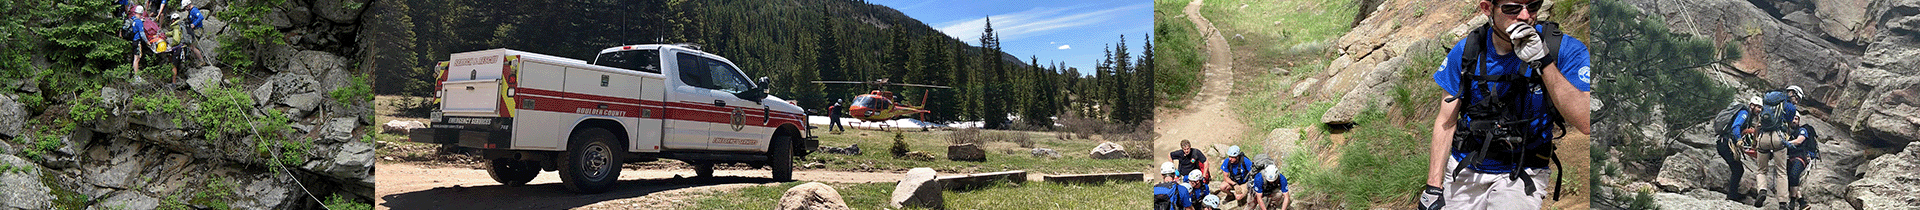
[329,74,374,106]
[188,176,236,210]
[217,0,288,70]
[323,194,373,210]
[1591,0,1739,163]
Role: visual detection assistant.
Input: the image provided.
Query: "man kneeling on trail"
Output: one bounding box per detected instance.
[1419,0,1593,209]
[1217,146,1256,207]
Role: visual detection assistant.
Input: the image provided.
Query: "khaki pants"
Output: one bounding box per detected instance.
[1443,158,1550,210]
[1752,132,1790,202]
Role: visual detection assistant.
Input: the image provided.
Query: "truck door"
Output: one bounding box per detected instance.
[683,55,772,152]
[662,52,721,150]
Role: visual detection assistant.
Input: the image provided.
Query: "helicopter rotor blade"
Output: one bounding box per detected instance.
[811,81,869,84]
[887,83,953,89]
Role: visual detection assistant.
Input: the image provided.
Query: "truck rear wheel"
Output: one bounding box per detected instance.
[487,158,540,186]
[771,135,794,181]
[560,127,621,193]
[693,162,715,177]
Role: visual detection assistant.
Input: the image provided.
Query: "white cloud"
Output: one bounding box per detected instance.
[1057,45,1071,50]
[934,3,1150,44]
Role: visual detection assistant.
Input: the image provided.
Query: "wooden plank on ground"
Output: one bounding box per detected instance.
[1043,172,1144,184]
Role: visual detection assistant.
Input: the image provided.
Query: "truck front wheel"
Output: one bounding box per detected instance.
[487,158,540,186]
[770,135,794,181]
[560,127,622,193]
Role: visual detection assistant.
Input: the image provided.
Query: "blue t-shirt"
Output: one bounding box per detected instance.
[1433,25,1591,173]
[1220,157,1255,183]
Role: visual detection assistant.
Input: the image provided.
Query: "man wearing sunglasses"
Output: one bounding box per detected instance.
[1419,0,1592,209]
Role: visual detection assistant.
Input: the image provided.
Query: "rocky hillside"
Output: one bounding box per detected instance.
[1,0,374,209]
[1593,0,1920,209]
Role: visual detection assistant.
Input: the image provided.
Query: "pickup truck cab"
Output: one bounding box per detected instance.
[409,44,816,193]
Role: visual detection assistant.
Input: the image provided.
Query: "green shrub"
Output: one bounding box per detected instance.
[323,194,372,210]
[189,85,256,140]
[329,73,373,106]
[67,89,109,123]
[889,132,909,158]
[189,176,235,210]
[217,0,288,71]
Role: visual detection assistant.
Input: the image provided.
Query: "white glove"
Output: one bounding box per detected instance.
[1506,23,1548,63]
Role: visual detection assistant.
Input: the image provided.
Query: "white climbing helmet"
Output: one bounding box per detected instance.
[1750,96,1764,106]
[1787,85,1803,96]
[1203,194,1223,209]
[1263,164,1280,182]
[1161,161,1178,175]
[1188,170,1205,182]
[1227,145,1242,157]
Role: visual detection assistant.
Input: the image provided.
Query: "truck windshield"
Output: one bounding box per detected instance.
[594,49,661,73]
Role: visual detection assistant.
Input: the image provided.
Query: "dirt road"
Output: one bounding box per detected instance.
[1154,0,1247,170]
[375,162,904,210]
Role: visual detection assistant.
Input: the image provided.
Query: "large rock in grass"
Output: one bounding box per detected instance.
[0,155,51,209]
[947,143,985,162]
[1090,141,1128,159]
[1321,56,1407,125]
[381,120,426,134]
[1030,148,1060,158]
[778,182,850,210]
[1848,142,1920,209]
[890,168,943,209]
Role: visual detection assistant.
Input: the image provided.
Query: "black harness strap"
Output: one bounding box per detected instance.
[1446,22,1569,201]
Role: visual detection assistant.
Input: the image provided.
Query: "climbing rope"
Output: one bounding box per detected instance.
[247,122,333,210]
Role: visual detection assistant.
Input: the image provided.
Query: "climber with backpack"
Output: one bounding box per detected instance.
[1751,87,1804,208]
[1418,0,1592,209]
[1784,112,1817,210]
[1156,162,1191,210]
[1249,164,1290,210]
[1712,96,1763,202]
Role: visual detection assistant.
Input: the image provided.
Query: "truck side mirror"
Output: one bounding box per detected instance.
[736,77,771,101]
[757,77,772,91]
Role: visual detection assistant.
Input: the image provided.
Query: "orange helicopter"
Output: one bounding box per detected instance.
[813,79,952,122]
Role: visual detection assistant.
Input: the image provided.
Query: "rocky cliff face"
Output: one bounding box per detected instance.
[1602,0,1920,208]
[0,0,374,209]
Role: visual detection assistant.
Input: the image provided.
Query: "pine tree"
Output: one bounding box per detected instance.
[978,16,1008,129]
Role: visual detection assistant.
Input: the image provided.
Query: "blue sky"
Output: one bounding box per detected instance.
[867,0,1153,75]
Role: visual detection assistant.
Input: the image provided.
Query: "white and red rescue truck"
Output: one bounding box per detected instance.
[408,44,817,193]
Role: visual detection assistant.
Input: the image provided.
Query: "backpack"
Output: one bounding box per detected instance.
[1450,21,1567,200]
[1790,125,1820,158]
[1758,90,1793,131]
[1711,101,1750,139]
[1251,154,1275,172]
[1153,182,1178,210]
